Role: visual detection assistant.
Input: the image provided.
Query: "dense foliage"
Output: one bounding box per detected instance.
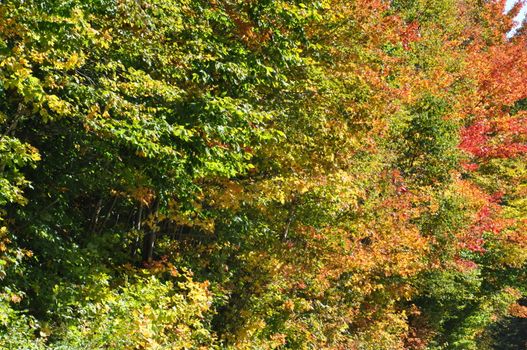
[1,0,527,348]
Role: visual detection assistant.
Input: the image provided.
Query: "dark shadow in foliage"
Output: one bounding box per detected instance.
[490,298,527,350]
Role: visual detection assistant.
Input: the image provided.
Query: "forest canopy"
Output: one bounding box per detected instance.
[1,0,527,349]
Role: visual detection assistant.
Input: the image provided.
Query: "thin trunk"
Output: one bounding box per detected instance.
[97,195,118,234]
[91,198,104,233]
[141,199,159,264]
[142,231,156,264]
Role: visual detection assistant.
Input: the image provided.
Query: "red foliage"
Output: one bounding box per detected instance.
[460,1,527,161]
[401,21,421,50]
